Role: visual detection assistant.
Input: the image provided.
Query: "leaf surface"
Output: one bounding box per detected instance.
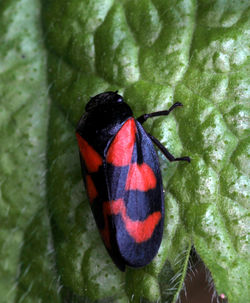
[1,0,249,302]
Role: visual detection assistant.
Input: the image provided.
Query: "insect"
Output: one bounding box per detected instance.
[76,91,190,271]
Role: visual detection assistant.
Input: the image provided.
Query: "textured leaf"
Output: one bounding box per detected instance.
[43,0,250,302]
[0,0,60,302]
[1,0,249,303]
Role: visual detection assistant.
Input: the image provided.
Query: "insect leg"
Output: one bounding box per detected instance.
[137,102,183,124]
[147,132,190,163]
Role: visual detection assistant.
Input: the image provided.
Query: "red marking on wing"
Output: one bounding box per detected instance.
[86,175,97,203]
[106,118,136,166]
[125,163,157,191]
[101,229,112,249]
[102,199,161,244]
[76,133,102,173]
[101,211,112,249]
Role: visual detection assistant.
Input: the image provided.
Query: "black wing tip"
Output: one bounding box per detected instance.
[114,260,126,272]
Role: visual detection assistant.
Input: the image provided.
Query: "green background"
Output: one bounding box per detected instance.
[0,0,249,302]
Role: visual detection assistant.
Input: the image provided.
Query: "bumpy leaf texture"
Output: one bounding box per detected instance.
[1,0,249,303]
[0,0,60,302]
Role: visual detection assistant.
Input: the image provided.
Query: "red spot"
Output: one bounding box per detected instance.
[86,175,97,203]
[76,133,102,173]
[102,199,161,244]
[107,118,136,166]
[101,208,112,249]
[126,212,161,243]
[101,228,111,249]
[125,163,157,191]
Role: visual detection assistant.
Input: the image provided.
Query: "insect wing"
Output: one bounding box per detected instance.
[105,118,164,267]
[76,132,126,271]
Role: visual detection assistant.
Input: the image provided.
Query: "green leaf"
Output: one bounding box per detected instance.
[0,0,60,302]
[1,0,249,303]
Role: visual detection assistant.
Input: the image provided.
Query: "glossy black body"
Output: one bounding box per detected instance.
[77,92,133,157]
[76,91,164,271]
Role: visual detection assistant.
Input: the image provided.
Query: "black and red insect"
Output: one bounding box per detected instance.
[76,91,190,271]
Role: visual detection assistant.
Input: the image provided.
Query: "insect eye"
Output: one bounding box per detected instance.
[117,98,123,103]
